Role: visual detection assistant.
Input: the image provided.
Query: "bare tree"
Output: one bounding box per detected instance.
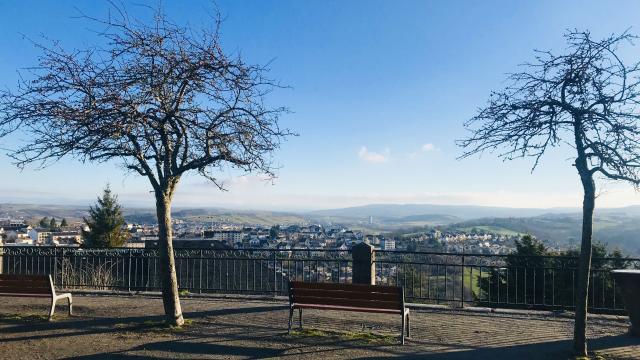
[459,30,640,356]
[0,6,292,326]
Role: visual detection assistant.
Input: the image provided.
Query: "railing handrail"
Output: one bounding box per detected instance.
[1,245,638,262]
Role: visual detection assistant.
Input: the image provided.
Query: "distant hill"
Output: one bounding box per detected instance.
[0,203,89,224]
[2,202,639,255]
[308,203,579,221]
[306,204,640,254]
[398,214,461,223]
[122,207,308,226]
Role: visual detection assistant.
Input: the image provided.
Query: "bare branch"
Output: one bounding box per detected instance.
[0,5,295,196]
[458,30,640,185]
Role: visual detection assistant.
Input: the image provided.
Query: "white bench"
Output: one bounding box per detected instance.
[0,274,72,320]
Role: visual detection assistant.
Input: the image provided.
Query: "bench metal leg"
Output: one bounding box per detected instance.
[401,313,405,345]
[406,312,410,338]
[288,308,293,334]
[49,298,57,321]
[67,296,73,316]
[298,308,303,330]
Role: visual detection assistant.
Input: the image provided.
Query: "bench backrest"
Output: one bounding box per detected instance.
[289,281,404,310]
[0,274,54,297]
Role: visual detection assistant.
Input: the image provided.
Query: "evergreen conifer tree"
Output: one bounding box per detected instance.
[39,217,49,228]
[49,217,57,230]
[83,185,129,248]
[60,218,68,227]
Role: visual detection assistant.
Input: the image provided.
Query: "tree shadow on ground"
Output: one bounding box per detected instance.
[62,334,640,360]
[0,304,288,342]
[67,340,285,359]
[353,334,640,360]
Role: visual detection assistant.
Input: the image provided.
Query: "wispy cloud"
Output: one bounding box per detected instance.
[193,174,275,192]
[422,143,437,152]
[407,143,439,160]
[358,146,390,164]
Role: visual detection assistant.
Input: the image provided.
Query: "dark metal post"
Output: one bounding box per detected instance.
[461,255,465,308]
[0,242,3,275]
[60,248,65,288]
[273,251,277,294]
[127,249,132,292]
[199,249,203,293]
[53,248,57,283]
[352,243,375,285]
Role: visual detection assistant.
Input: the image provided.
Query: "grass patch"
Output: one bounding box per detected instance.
[0,313,50,322]
[463,267,489,297]
[576,355,608,360]
[178,289,190,296]
[290,328,327,337]
[289,328,397,345]
[343,331,396,345]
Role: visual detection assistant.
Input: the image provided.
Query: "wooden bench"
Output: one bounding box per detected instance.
[0,274,72,320]
[288,281,410,344]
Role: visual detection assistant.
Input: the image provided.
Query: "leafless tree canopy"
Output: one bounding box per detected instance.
[1,7,292,194]
[459,30,640,186]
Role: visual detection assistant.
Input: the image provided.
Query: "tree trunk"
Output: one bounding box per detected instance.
[155,192,184,326]
[573,166,595,356]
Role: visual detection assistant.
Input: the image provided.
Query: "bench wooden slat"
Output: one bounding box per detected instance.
[292,295,402,310]
[0,282,51,288]
[289,281,400,294]
[292,288,401,302]
[0,285,51,294]
[292,303,403,314]
[0,279,49,286]
[0,293,51,298]
[0,274,49,281]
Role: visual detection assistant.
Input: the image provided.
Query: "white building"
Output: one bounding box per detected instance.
[50,231,82,246]
[28,228,52,245]
[381,239,396,251]
[207,230,243,243]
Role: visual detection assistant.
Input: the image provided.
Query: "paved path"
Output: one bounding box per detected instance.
[0,294,638,359]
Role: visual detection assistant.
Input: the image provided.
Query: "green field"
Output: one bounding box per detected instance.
[456,225,523,236]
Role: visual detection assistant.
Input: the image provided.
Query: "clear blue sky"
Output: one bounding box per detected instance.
[1,0,640,210]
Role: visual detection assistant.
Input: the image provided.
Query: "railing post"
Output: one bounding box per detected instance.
[127,249,132,292]
[352,243,375,285]
[53,248,57,282]
[0,242,3,275]
[461,255,465,308]
[60,248,65,288]
[273,251,277,295]
[199,249,203,294]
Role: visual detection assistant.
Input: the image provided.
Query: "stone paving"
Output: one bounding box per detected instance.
[0,294,639,359]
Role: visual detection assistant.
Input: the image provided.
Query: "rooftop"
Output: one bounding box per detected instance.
[1,294,639,359]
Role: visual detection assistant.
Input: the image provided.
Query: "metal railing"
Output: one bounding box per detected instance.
[374,251,640,313]
[0,247,352,295]
[1,246,638,314]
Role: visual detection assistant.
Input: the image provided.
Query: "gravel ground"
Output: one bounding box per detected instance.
[0,294,639,359]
